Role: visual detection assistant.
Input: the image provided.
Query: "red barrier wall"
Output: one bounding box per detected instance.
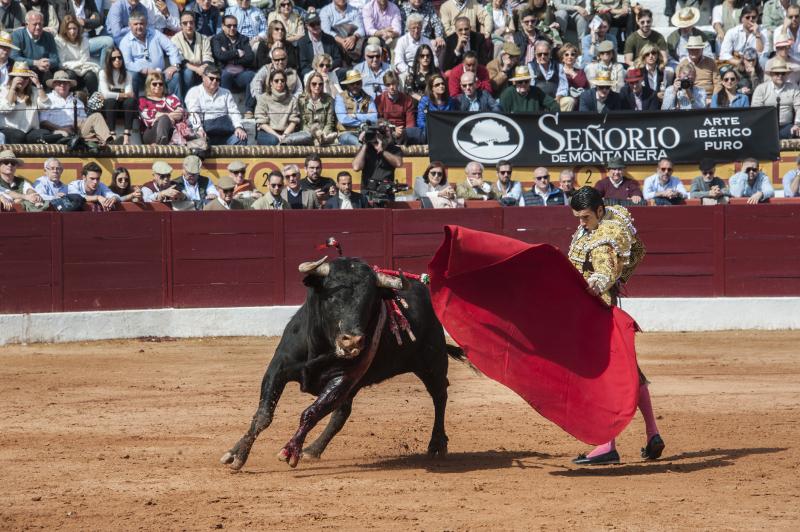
[2,205,798,313]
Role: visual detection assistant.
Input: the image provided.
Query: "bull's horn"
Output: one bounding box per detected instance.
[299,256,330,276]
[376,272,403,290]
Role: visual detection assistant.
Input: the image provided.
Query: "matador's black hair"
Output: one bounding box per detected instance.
[570,186,604,211]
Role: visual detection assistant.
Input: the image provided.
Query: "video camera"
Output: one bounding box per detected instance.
[363,179,409,207]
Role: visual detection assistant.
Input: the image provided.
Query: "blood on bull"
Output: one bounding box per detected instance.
[221,256,466,470]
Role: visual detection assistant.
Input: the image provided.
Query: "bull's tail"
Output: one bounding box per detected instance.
[446,344,484,377]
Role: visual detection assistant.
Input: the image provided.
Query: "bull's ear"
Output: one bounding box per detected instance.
[299,256,330,276]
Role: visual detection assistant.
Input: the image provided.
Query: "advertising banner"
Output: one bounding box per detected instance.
[427,108,780,166]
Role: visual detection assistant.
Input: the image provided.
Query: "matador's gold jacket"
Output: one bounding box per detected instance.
[567,205,646,306]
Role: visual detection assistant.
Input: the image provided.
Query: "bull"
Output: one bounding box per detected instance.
[220,256,465,470]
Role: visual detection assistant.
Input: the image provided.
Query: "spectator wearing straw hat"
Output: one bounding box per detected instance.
[0,31,19,86]
[11,11,60,86]
[752,56,800,138]
[486,41,521,94]
[584,40,625,92]
[578,70,623,112]
[205,176,246,210]
[500,65,559,113]
[334,69,377,146]
[0,61,52,143]
[39,70,116,145]
[678,36,720,105]
[772,31,800,85]
[619,67,659,110]
[668,7,712,64]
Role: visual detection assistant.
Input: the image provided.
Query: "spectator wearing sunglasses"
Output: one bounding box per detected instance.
[442,16,491,72]
[393,14,435,75]
[297,12,342,78]
[119,12,184,98]
[352,41,390,98]
[720,5,769,67]
[251,171,288,210]
[643,157,688,206]
[730,158,775,204]
[690,158,730,205]
[172,11,214,97]
[711,66,749,108]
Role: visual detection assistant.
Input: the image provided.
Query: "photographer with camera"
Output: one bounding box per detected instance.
[352,120,404,206]
[661,62,707,110]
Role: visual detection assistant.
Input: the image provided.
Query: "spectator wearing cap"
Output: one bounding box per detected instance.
[335,69,377,145]
[68,161,120,211]
[619,68,659,110]
[712,66,750,107]
[400,0,445,49]
[486,41,521,94]
[185,0,223,37]
[554,0,590,40]
[362,0,401,48]
[643,157,688,206]
[690,159,730,205]
[0,31,19,86]
[448,50,492,97]
[10,11,60,85]
[172,11,214,97]
[624,9,667,66]
[519,167,565,207]
[39,70,116,145]
[678,36,719,105]
[142,161,184,203]
[205,176,246,210]
[119,12,184,98]
[393,13,435,75]
[185,65,248,146]
[772,32,800,85]
[774,4,800,61]
[584,40,625,92]
[720,6,769,66]
[251,170,287,210]
[227,161,262,204]
[578,70,622,112]
[730,158,775,204]
[440,0,492,39]
[662,62,707,110]
[781,154,800,197]
[668,8,713,65]
[0,149,46,211]
[443,15,491,72]
[353,41,391,98]
[319,0,366,63]
[170,155,219,210]
[297,11,343,78]
[458,70,500,111]
[752,57,800,138]
[594,157,644,205]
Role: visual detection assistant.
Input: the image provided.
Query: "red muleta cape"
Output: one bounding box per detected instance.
[428,225,640,445]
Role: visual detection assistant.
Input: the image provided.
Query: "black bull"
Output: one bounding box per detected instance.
[221,256,466,470]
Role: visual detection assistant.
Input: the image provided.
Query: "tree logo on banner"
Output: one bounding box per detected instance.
[451,113,524,164]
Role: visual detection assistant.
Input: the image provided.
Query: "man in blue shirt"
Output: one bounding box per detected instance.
[119,12,184,97]
[320,0,366,62]
[334,69,377,146]
[106,0,149,45]
[643,157,689,205]
[730,158,776,204]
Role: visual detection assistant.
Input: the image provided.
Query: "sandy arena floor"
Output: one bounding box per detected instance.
[1,331,799,531]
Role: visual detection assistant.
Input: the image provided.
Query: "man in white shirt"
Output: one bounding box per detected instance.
[185,65,248,145]
[39,71,114,145]
[140,0,180,34]
[643,157,689,205]
[720,7,769,66]
[392,13,436,74]
[67,162,120,211]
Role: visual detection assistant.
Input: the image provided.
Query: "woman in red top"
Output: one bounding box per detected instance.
[559,43,589,97]
[138,71,186,145]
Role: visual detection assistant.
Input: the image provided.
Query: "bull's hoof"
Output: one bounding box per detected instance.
[220,451,235,465]
[427,447,448,459]
[277,447,301,468]
[301,449,322,461]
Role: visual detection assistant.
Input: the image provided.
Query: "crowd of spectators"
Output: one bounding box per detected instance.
[2,147,795,213]
[3,0,800,147]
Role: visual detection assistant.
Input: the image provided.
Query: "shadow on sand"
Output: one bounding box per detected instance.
[548,447,788,477]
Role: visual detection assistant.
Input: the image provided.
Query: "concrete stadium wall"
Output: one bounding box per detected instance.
[1,298,798,345]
